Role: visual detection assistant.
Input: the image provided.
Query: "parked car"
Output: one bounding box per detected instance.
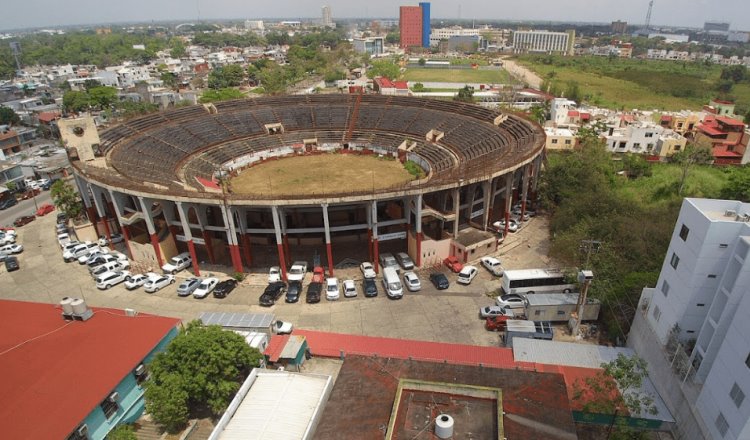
[480,256,503,277]
[5,256,19,271]
[495,293,527,309]
[260,282,286,306]
[176,278,202,297]
[311,266,325,283]
[98,233,124,247]
[55,223,68,234]
[457,266,478,285]
[379,252,399,271]
[80,250,108,265]
[20,188,40,200]
[90,261,127,278]
[35,204,55,216]
[193,277,219,298]
[272,320,294,334]
[57,233,71,247]
[360,261,377,279]
[286,280,303,303]
[287,261,308,282]
[479,305,514,319]
[0,232,16,245]
[363,278,378,297]
[325,277,340,301]
[268,266,281,283]
[213,279,238,298]
[443,256,463,273]
[56,212,67,224]
[95,271,129,290]
[306,282,322,303]
[62,241,83,253]
[492,219,518,233]
[403,271,422,292]
[343,279,358,298]
[13,215,36,227]
[0,198,18,210]
[42,178,58,190]
[0,243,23,254]
[124,273,158,290]
[429,273,450,290]
[161,252,192,274]
[144,275,175,293]
[396,252,415,270]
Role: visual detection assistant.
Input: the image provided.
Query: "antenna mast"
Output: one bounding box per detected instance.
[644,0,654,30]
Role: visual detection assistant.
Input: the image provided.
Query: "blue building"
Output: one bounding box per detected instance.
[419,2,431,48]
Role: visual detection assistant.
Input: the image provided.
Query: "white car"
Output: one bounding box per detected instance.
[0,243,23,254]
[457,265,478,285]
[57,233,71,247]
[272,320,294,334]
[79,249,109,265]
[98,233,124,247]
[479,305,514,318]
[360,262,377,279]
[161,252,192,274]
[343,279,358,298]
[493,219,519,233]
[63,243,99,262]
[480,256,503,277]
[287,261,308,282]
[193,277,219,298]
[95,270,130,290]
[0,232,16,245]
[268,266,281,283]
[144,274,175,293]
[90,261,127,278]
[495,293,527,309]
[124,273,159,290]
[326,277,340,301]
[62,241,81,253]
[403,271,421,292]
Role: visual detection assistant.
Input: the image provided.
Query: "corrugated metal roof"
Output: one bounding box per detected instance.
[200,311,274,329]
[281,335,306,359]
[215,370,331,440]
[513,338,634,368]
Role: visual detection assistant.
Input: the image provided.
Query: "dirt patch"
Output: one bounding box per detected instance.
[229,153,416,197]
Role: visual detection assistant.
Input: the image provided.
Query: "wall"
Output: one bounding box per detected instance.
[419,235,452,267]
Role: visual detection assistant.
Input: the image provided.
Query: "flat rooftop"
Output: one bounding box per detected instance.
[454,227,495,247]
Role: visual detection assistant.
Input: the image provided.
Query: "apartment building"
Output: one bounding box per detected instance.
[353,37,384,56]
[634,198,750,440]
[399,2,430,49]
[429,27,480,47]
[512,30,575,56]
[694,116,749,165]
[604,123,665,154]
[544,127,576,151]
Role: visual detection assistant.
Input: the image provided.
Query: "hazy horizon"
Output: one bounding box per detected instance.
[0,0,746,33]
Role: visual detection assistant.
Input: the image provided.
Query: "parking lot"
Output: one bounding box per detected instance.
[0,211,553,347]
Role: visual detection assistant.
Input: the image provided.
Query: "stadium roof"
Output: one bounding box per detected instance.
[0,300,179,439]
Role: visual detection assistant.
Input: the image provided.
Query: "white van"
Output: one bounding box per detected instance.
[382,267,403,299]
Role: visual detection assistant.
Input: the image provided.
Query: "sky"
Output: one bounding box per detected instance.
[0,0,747,31]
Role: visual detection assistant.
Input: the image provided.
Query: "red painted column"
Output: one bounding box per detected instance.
[520,200,527,220]
[416,232,423,267]
[282,234,291,263]
[229,244,243,273]
[326,242,334,277]
[87,206,100,237]
[187,240,200,276]
[373,239,380,274]
[150,233,164,267]
[121,225,134,260]
[241,234,252,267]
[168,225,179,242]
[102,217,113,250]
[202,231,215,264]
[277,243,288,281]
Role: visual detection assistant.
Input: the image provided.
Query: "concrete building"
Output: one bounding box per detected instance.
[399,2,430,49]
[704,22,731,32]
[321,5,334,28]
[656,130,689,158]
[632,198,750,439]
[244,20,265,34]
[694,116,749,165]
[429,26,480,47]
[512,30,574,56]
[352,37,384,56]
[604,123,665,155]
[549,97,577,127]
[544,127,576,151]
[611,20,628,34]
[0,299,179,440]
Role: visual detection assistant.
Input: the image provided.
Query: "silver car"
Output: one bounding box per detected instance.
[176,278,201,297]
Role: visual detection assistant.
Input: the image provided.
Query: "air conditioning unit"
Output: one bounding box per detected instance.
[135,364,146,376]
[124,308,137,317]
[725,209,737,217]
[77,424,89,437]
[108,392,119,402]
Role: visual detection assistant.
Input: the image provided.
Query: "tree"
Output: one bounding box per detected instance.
[720,65,746,83]
[62,91,91,113]
[88,86,118,109]
[367,59,400,80]
[565,80,582,103]
[454,85,474,103]
[144,321,262,432]
[671,145,713,195]
[720,166,750,202]
[0,106,20,126]
[622,154,652,179]
[529,105,547,124]
[207,64,245,89]
[385,32,400,45]
[50,180,83,220]
[412,82,425,92]
[198,88,245,103]
[418,57,426,66]
[256,63,290,95]
[106,424,137,440]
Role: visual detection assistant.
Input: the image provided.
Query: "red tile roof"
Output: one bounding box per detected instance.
[393,80,409,89]
[660,115,672,121]
[374,77,396,89]
[699,124,726,136]
[580,113,591,120]
[713,145,743,158]
[265,334,290,362]
[0,130,18,141]
[0,300,179,440]
[38,111,60,123]
[567,110,580,117]
[716,116,745,127]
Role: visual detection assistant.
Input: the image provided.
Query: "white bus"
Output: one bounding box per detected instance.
[500,268,577,295]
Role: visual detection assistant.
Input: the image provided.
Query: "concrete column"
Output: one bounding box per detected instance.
[415,194,423,268]
[322,203,334,276]
[138,196,163,267]
[520,164,531,219]
[371,200,379,274]
[366,202,373,263]
[196,207,216,264]
[90,186,111,249]
[504,173,513,237]
[481,179,493,231]
[236,208,252,268]
[221,204,243,274]
[176,202,200,277]
[75,177,99,237]
[279,208,291,263]
[452,188,460,239]
[271,206,287,281]
[107,189,133,259]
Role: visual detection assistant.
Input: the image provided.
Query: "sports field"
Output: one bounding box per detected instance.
[403,68,511,84]
[230,153,415,197]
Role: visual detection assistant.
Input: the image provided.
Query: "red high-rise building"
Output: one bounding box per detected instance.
[399,6,423,49]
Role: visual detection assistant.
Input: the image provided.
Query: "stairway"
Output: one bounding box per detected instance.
[133,420,163,440]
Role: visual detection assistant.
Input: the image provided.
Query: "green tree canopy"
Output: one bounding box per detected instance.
[671,144,713,195]
[88,86,118,108]
[454,85,475,103]
[144,321,262,432]
[367,60,400,80]
[50,180,83,220]
[62,91,91,113]
[207,64,246,89]
[199,88,245,103]
[720,165,750,202]
[0,106,20,126]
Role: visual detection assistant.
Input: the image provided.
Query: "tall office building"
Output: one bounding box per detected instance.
[321,5,334,28]
[399,2,430,49]
[704,22,730,32]
[512,30,575,56]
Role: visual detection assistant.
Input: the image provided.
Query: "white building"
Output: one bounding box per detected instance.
[604,123,664,154]
[632,198,750,440]
[549,97,576,127]
[512,30,574,55]
[321,5,334,28]
[245,20,265,33]
[429,27,480,47]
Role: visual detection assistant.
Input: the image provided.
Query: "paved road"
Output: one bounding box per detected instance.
[0,191,53,227]
[0,211,552,347]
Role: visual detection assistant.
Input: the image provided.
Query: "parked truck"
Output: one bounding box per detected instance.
[524,293,601,322]
[501,319,554,348]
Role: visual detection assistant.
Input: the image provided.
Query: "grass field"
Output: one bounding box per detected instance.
[402,68,511,84]
[230,153,415,196]
[617,163,727,204]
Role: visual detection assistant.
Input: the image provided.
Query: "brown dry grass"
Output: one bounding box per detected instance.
[229,153,415,196]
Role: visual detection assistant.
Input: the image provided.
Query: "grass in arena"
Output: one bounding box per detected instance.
[230,153,416,196]
[402,68,511,84]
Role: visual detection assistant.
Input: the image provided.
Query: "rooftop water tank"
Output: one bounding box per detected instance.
[60,297,74,315]
[70,298,88,315]
[435,414,454,439]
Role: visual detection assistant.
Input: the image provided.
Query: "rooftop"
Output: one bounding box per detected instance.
[0,300,180,440]
[454,227,496,247]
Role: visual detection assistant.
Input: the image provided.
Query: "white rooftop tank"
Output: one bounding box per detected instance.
[435,414,454,439]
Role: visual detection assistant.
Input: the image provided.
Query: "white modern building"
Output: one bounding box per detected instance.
[631,198,750,440]
[604,123,665,154]
[429,27,480,47]
[352,37,384,56]
[549,97,576,127]
[512,30,574,55]
[321,5,334,28]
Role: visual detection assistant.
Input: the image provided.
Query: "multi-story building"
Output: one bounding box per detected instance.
[611,20,628,34]
[512,30,574,56]
[399,2,430,49]
[321,5,334,28]
[604,123,665,155]
[544,127,576,151]
[694,116,749,165]
[549,97,577,127]
[245,20,265,34]
[660,112,701,136]
[352,37,384,56]
[0,129,22,157]
[704,22,731,32]
[429,27,480,47]
[633,198,750,440]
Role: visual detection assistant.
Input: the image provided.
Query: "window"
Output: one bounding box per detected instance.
[708,274,717,279]
[670,253,680,269]
[715,412,729,437]
[673,145,681,151]
[645,132,654,138]
[535,310,541,316]
[100,394,119,419]
[661,280,670,296]
[720,244,729,249]
[564,139,572,145]
[647,143,654,150]
[697,303,705,307]
[730,383,745,408]
[551,138,558,144]
[652,305,661,322]
[679,224,689,241]
[633,142,641,149]
[687,330,695,334]
[557,310,566,315]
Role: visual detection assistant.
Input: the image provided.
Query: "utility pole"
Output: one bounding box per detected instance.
[571,239,600,335]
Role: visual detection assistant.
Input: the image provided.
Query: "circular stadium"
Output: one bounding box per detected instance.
[63,94,545,278]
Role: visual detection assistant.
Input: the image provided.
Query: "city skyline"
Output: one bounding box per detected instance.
[0,0,746,32]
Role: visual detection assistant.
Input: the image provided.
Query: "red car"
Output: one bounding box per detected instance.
[443,256,464,273]
[35,204,55,216]
[311,266,325,283]
[13,215,36,227]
